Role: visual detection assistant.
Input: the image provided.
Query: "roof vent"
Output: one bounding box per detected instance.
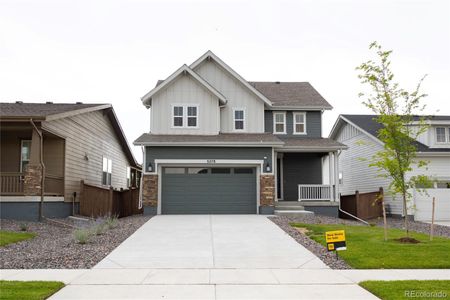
[15,101,23,104]
[75,101,83,104]
[46,101,53,104]
[275,81,281,84]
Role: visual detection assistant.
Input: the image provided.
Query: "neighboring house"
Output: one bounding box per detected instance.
[0,102,141,220]
[329,114,450,221]
[134,51,346,216]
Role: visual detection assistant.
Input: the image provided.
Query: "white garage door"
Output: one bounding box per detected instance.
[414,189,450,221]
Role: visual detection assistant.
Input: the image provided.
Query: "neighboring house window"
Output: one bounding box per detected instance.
[233,108,245,131]
[126,166,131,187]
[339,172,343,184]
[172,105,198,128]
[20,140,31,172]
[102,157,112,185]
[273,112,286,134]
[173,106,184,127]
[293,112,306,134]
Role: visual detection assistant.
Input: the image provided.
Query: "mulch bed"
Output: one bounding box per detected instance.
[269,214,450,269]
[0,215,151,269]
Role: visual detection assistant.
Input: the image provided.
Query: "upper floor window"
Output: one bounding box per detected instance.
[233,108,245,131]
[172,105,198,128]
[436,127,449,143]
[273,112,286,134]
[293,112,306,134]
[102,156,112,186]
[20,140,31,172]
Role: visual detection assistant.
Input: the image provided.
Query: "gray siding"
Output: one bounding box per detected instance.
[145,146,273,171]
[264,111,322,137]
[43,110,132,201]
[0,202,78,221]
[282,153,323,201]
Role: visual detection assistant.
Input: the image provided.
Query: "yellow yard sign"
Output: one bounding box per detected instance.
[325,230,346,251]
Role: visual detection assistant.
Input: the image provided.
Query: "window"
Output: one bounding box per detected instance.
[126,167,131,187]
[436,127,450,143]
[20,140,31,172]
[102,157,112,185]
[188,168,208,174]
[233,109,245,131]
[234,168,253,174]
[172,105,198,128]
[293,112,306,134]
[339,172,343,184]
[211,168,231,174]
[273,112,286,134]
[173,106,183,127]
[164,167,185,174]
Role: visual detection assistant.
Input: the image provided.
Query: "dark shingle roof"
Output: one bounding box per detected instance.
[342,114,450,153]
[134,133,284,146]
[0,102,106,119]
[249,82,332,109]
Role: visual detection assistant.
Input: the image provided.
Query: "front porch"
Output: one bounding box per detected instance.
[0,122,65,198]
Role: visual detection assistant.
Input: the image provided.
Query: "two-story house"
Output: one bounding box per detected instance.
[135,51,346,216]
[329,114,450,222]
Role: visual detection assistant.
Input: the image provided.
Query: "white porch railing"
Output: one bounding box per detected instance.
[298,184,332,201]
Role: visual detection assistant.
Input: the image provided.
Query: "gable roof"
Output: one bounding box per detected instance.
[249,82,332,110]
[189,50,273,106]
[141,64,227,107]
[0,102,140,168]
[0,102,111,121]
[330,114,450,153]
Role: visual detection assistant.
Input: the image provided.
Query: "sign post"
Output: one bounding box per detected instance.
[325,230,346,258]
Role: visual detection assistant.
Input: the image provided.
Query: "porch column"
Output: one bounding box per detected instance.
[334,151,339,202]
[24,129,42,196]
[328,152,333,200]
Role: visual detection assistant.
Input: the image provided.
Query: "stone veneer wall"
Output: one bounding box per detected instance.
[24,164,42,196]
[260,175,275,207]
[142,174,158,207]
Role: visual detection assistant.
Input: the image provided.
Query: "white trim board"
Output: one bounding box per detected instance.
[0,196,65,202]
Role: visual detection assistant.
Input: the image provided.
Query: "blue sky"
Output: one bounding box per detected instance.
[1,0,449,162]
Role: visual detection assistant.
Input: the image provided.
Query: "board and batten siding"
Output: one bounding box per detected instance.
[43,110,131,202]
[264,111,322,137]
[193,60,265,133]
[150,74,220,135]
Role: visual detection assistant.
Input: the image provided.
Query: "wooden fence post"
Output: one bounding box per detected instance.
[430,197,435,241]
[79,180,84,216]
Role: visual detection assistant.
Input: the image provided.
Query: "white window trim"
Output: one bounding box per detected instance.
[435,127,450,144]
[273,112,286,134]
[20,140,31,173]
[102,156,113,186]
[233,107,246,132]
[293,112,307,135]
[171,104,199,129]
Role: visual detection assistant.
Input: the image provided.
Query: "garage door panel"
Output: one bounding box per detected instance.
[162,167,257,214]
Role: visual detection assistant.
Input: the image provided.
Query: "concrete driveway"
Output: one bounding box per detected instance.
[95,215,326,269]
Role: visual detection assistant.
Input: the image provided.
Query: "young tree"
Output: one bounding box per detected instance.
[356,42,432,238]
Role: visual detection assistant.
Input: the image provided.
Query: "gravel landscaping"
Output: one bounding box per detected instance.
[0,215,151,269]
[269,214,450,269]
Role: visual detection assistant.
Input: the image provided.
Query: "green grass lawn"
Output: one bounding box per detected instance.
[0,281,64,300]
[0,230,35,247]
[360,280,450,300]
[291,223,450,269]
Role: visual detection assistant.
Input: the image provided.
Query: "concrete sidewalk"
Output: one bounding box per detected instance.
[2,268,449,299]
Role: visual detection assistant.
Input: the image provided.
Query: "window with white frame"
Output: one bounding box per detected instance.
[102,157,112,186]
[126,166,131,187]
[273,112,286,134]
[293,112,306,134]
[172,105,198,128]
[435,127,450,143]
[20,140,31,172]
[234,108,245,130]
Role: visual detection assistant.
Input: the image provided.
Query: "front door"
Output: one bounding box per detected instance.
[277,158,283,200]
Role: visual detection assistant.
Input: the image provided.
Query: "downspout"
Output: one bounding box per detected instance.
[138,146,144,210]
[30,119,45,221]
[335,149,369,225]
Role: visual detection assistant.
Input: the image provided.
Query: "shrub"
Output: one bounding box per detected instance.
[73,228,92,244]
[92,223,106,236]
[105,215,119,229]
[19,223,28,231]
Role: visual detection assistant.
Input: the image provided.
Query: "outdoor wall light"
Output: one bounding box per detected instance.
[265,162,271,172]
[147,163,153,172]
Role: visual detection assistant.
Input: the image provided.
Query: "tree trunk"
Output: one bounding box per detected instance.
[402,191,409,237]
[380,188,388,242]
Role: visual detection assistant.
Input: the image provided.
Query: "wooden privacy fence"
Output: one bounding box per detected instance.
[339,188,383,220]
[79,180,143,218]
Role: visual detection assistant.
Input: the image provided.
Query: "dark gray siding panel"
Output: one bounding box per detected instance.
[0,202,78,221]
[145,147,272,173]
[282,153,323,201]
[162,168,256,214]
[264,111,322,137]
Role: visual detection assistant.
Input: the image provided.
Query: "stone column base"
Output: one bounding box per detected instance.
[24,164,42,196]
[142,174,158,210]
[260,175,275,214]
